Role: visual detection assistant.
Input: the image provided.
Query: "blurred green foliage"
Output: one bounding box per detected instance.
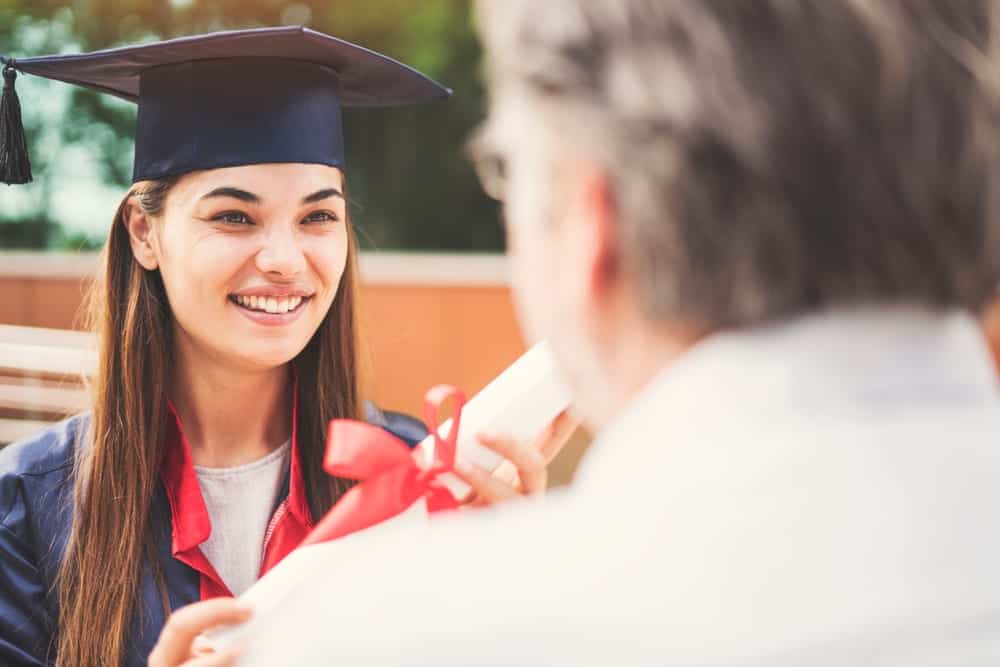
[0,0,501,251]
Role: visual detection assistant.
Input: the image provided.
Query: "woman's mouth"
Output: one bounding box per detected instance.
[228,294,312,315]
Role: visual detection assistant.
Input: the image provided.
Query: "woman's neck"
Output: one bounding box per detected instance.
[170,350,292,468]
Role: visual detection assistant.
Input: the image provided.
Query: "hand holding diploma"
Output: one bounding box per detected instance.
[148,598,252,667]
[456,409,579,505]
[151,408,574,665]
[302,341,575,544]
[196,342,573,655]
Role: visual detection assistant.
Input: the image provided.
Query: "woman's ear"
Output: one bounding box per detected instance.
[124,198,159,270]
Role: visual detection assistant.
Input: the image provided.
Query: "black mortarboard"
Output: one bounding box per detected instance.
[0,26,451,185]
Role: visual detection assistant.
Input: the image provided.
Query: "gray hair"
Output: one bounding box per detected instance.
[476,0,1000,327]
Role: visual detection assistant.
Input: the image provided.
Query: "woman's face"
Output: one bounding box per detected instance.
[132,163,349,373]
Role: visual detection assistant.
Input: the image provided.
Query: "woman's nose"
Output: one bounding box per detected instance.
[255,226,307,277]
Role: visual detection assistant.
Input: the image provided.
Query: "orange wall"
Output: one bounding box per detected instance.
[359,283,527,414]
[0,276,92,331]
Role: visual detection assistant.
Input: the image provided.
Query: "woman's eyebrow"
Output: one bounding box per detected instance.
[201,187,259,203]
[198,186,343,204]
[302,188,344,204]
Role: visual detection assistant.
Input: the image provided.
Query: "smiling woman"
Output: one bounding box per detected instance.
[202,182,344,322]
[0,26,575,667]
[129,165,350,372]
[0,27,407,665]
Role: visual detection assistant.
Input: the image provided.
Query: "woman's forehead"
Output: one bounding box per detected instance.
[173,164,345,203]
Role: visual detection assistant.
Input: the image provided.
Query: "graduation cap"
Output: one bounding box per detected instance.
[0,26,451,185]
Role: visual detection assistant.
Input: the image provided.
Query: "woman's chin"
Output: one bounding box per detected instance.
[232,342,308,371]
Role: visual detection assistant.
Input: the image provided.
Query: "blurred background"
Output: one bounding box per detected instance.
[0,0,500,251]
[0,1,590,483]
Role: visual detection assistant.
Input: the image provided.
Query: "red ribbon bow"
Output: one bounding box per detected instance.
[302,385,466,545]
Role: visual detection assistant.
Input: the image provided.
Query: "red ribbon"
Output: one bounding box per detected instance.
[302,385,466,545]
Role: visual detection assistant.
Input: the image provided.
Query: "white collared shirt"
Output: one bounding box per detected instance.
[243,308,1000,666]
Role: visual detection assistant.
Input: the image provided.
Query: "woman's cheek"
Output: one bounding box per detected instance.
[162,224,253,288]
[307,232,349,297]
[197,231,259,273]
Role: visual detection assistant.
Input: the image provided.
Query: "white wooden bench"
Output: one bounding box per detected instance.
[0,324,96,445]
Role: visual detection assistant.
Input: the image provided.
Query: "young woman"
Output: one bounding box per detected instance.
[0,28,574,667]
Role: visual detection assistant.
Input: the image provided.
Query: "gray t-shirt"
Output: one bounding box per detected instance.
[194,440,291,596]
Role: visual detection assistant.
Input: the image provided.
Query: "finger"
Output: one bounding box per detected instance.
[150,599,251,667]
[477,433,547,494]
[191,634,217,656]
[182,644,245,667]
[461,460,523,506]
[455,463,518,505]
[535,410,582,464]
[457,489,480,506]
[488,459,521,489]
[453,461,521,504]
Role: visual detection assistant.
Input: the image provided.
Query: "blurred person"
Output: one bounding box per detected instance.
[168,1,1000,665]
[0,28,574,667]
[981,297,1000,372]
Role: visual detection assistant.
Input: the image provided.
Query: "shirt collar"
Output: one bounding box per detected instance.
[160,402,210,554]
[160,380,312,554]
[285,382,313,528]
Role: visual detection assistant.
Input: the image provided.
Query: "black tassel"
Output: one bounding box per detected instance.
[1,60,32,185]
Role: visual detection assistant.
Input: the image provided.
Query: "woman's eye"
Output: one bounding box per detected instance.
[214,212,252,225]
[303,211,338,224]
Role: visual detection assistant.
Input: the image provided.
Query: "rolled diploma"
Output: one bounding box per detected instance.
[206,341,572,649]
[414,340,573,499]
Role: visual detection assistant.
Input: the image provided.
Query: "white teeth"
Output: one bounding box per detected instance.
[234,294,307,313]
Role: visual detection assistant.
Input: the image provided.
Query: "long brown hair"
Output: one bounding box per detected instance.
[55,175,362,666]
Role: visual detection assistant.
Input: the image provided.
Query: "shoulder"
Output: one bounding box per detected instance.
[0,413,85,526]
[253,491,590,664]
[364,401,428,448]
[0,413,84,478]
[0,420,80,665]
